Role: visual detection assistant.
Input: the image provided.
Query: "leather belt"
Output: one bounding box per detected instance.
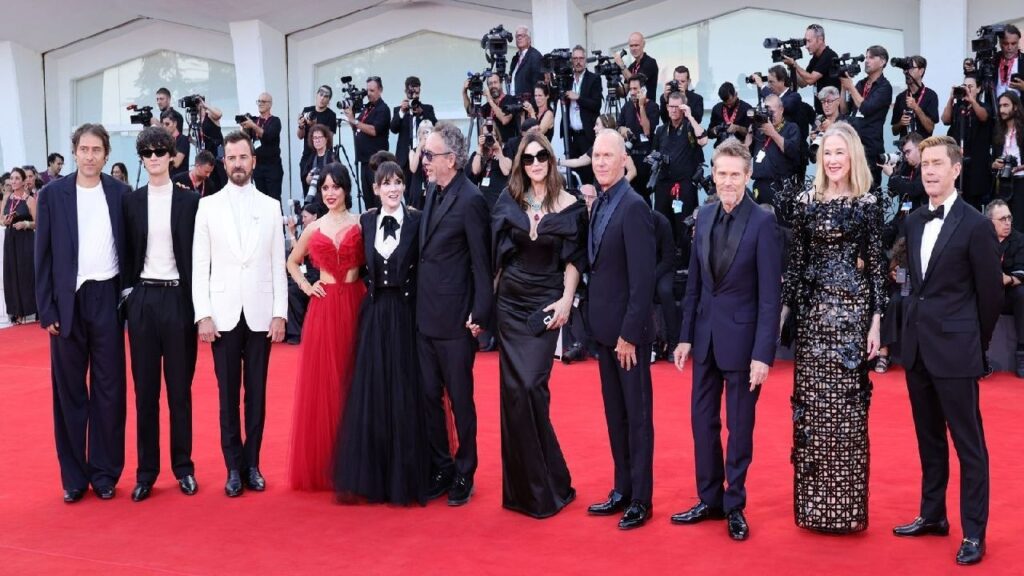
[139,279,180,287]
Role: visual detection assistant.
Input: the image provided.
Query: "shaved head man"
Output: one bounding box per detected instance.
[616,31,659,98]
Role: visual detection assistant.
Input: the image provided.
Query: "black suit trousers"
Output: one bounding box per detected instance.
[418,332,478,480]
[597,341,654,503]
[358,162,380,211]
[906,357,989,539]
[568,129,595,186]
[211,312,272,471]
[253,160,284,202]
[50,278,126,490]
[126,284,197,483]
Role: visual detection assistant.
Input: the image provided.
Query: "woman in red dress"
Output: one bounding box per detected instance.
[286,163,365,490]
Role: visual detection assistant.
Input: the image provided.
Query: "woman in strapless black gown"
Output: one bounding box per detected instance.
[492,132,587,518]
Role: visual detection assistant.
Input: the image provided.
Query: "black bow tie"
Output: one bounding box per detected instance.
[381,215,399,240]
[924,205,945,222]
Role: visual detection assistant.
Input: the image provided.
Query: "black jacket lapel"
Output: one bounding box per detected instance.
[922,199,964,285]
[714,196,753,285]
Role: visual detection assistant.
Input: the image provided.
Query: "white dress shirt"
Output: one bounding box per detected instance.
[920,190,958,278]
[375,205,404,260]
[141,182,179,280]
[511,49,527,95]
[76,182,119,290]
[570,72,584,131]
[225,181,257,248]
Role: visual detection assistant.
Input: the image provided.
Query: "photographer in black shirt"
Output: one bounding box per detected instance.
[660,66,704,126]
[891,55,939,139]
[651,91,708,241]
[241,92,284,201]
[755,65,813,177]
[161,109,190,179]
[783,23,840,114]
[708,82,753,148]
[195,96,226,191]
[617,74,660,198]
[342,76,391,210]
[151,87,180,131]
[465,73,518,143]
[745,94,800,205]
[299,124,337,206]
[172,150,216,196]
[943,75,992,209]
[615,32,659,98]
[468,119,513,209]
[840,45,893,188]
[882,132,926,210]
[391,76,437,186]
[296,85,338,189]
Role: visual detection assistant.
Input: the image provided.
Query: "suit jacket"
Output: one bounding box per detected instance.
[122,183,201,319]
[361,207,421,301]
[902,196,1003,377]
[586,178,656,346]
[390,105,437,171]
[416,171,493,339]
[679,195,782,371]
[562,70,603,138]
[34,172,129,337]
[509,47,544,97]
[191,184,287,332]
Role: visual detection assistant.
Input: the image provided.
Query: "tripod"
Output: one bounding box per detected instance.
[334,118,363,212]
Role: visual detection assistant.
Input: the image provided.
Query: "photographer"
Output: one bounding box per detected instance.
[745,94,800,205]
[342,76,391,210]
[284,202,325,345]
[891,55,939,139]
[659,65,704,126]
[172,150,217,197]
[708,82,753,148]
[407,120,434,209]
[41,153,64,185]
[943,76,992,208]
[881,133,926,213]
[151,87,180,131]
[465,73,518,143]
[993,91,1024,228]
[522,81,556,141]
[296,85,338,185]
[391,76,437,185]
[299,124,337,207]
[996,24,1024,97]
[618,74,660,194]
[161,109,190,178]
[615,32,659,98]
[509,26,544,98]
[782,23,840,114]
[651,91,708,241]
[564,45,603,185]
[240,92,283,200]
[754,65,812,175]
[807,86,842,161]
[194,97,224,155]
[840,45,893,187]
[468,120,512,209]
[988,199,1024,377]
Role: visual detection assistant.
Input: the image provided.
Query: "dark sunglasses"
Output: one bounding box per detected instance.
[139,149,171,158]
[521,150,551,165]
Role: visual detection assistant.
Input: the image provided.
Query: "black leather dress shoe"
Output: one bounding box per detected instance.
[447,475,473,506]
[956,538,985,565]
[94,485,115,500]
[479,335,498,352]
[427,471,453,500]
[727,509,750,541]
[670,501,726,524]
[246,467,266,491]
[225,470,243,497]
[131,483,153,502]
[587,491,628,516]
[63,488,85,504]
[893,516,950,537]
[618,500,651,530]
[178,475,199,496]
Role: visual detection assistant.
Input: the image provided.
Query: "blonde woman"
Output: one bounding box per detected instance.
[779,121,886,534]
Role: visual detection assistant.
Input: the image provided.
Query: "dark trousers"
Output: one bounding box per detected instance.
[1003,285,1024,348]
[654,179,696,242]
[285,277,311,342]
[568,129,595,186]
[50,278,126,490]
[691,347,760,512]
[211,311,272,471]
[597,341,654,503]
[906,357,989,539]
[418,332,478,480]
[752,178,781,206]
[655,272,679,349]
[358,161,379,211]
[253,160,284,202]
[126,284,197,483]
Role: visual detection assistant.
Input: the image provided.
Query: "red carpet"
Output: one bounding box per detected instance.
[0,323,1021,575]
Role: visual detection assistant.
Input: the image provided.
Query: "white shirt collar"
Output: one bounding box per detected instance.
[379,206,405,227]
[929,190,958,212]
[224,181,255,196]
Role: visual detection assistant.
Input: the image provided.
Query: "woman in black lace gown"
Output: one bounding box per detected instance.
[492,132,586,518]
[779,122,886,533]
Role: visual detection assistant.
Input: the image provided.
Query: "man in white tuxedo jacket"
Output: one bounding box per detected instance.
[192,131,287,497]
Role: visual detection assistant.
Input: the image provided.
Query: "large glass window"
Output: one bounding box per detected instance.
[74,50,237,185]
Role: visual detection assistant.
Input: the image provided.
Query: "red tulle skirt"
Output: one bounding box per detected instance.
[288,280,366,490]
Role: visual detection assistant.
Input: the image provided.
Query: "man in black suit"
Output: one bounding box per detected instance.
[671,138,782,541]
[417,122,493,506]
[391,76,438,186]
[995,24,1024,98]
[564,45,604,185]
[122,127,201,502]
[509,26,544,99]
[35,124,129,503]
[585,130,656,530]
[895,135,1002,566]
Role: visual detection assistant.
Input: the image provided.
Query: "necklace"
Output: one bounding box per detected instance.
[525,193,543,221]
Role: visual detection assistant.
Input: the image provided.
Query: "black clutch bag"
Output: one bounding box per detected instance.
[526,309,553,336]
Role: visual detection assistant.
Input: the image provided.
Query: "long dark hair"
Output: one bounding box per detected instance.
[994,92,1024,152]
[320,162,352,209]
[507,131,560,212]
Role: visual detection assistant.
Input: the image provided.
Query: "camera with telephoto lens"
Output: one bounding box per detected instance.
[829,53,864,79]
[666,80,683,94]
[764,37,805,63]
[807,115,826,158]
[879,152,903,165]
[744,73,764,85]
[235,113,255,124]
[179,94,204,113]
[890,57,913,70]
[644,150,668,191]
[128,104,153,126]
[543,48,574,93]
[481,25,513,79]
[953,85,968,100]
[995,155,1019,180]
[410,98,422,111]
[336,76,368,114]
[692,163,714,194]
[749,103,771,126]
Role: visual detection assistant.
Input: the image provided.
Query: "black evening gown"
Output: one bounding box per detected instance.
[492,190,587,518]
[3,196,36,319]
[781,188,887,534]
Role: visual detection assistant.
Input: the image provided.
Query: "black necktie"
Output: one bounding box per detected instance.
[381,215,399,240]
[924,205,945,222]
[711,210,734,282]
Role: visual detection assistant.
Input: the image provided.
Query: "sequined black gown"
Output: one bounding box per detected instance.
[781,189,887,534]
[492,191,587,518]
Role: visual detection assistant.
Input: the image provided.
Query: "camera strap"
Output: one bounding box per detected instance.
[1000,58,1014,85]
[860,80,873,100]
[358,103,374,124]
[722,105,739,125]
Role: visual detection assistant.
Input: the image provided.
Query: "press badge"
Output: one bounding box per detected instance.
[639,133,649,143]
[755,150,766,163]
[901,201,912,213]
[672,199,683,214]
[481,177,491,187]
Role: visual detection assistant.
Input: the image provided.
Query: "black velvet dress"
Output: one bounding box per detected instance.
[3,195,36,320]
[492,190,587,518]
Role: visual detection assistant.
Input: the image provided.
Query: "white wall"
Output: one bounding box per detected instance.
[0,42,46,168]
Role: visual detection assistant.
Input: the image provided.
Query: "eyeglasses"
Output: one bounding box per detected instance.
[257,99,271,104]
[521,150,551,165]
[422,150,453,163]
[992,215,1013,224]
[138,149,171,158]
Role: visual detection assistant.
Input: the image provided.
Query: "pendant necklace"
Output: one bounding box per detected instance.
[525,194,543,221]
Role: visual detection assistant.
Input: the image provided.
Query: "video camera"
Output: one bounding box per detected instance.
[336,76,368,114]
[969,24,1008,85]
[127,104,153,126]
[589,50,623,81]
[481,25,514,79]
[543,48,574,94]
[764,37,805,63]
[829,53,864,79]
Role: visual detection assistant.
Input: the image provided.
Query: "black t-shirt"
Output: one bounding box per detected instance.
[709,100,754,147]
[628,53,660,100]
[200,115,223,154]
[300,107,338,160]
[486,95,519,143]
[660,90,704,126]
[891,86,940,138]
[750,122,801,180]
[617,100,660,155]
[806,46,841,113]
[353,99,391,163]
[172,170,213,197]
[467,151,508,209]
[652,122,703,183]
[848,75,893,156]
[249,115,282,165]
[170,133,190,178]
